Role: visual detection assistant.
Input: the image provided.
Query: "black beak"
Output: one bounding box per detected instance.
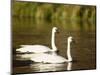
[72,38,76,44]
[56,29,60,33]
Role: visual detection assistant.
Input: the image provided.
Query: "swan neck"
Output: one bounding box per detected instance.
[51,30,57,51]
[67,40,72,61]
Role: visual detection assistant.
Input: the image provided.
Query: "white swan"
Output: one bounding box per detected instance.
[30,36,73,63]
[16,27,58,53]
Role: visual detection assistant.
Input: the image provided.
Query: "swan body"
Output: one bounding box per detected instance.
[31,53,68,63]
[16,45,52,53]
[16,27,58,53]
[31,36,73,63]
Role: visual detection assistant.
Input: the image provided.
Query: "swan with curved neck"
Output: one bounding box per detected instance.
[67,36,72,61]
[16,27,58,53]
[30,36,73,63]
[51,27,57,51]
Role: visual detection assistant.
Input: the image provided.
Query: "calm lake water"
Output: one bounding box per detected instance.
[12,17,96,74]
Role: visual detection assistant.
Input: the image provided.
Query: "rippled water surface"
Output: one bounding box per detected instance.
[12,17,96,74]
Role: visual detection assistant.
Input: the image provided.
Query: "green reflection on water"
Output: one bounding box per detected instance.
[12,2,96,73]
[12,17,95,49]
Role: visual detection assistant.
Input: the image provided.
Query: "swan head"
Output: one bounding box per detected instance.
[52,27,58,33]
[68,36,73,43]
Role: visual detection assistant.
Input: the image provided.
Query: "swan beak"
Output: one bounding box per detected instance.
[56,29,60,33]
[72,38,76,44]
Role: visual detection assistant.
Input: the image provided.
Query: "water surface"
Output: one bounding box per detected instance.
[12,17,96,74]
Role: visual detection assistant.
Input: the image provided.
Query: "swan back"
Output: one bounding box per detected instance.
[16,45,51,53]
[31,53,67,63]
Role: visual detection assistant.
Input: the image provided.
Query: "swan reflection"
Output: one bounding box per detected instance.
[30,62,72,72]
[67,62,72,71]
[16,53,72,71]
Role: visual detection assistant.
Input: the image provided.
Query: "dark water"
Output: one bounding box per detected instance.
[12,17,96,74]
